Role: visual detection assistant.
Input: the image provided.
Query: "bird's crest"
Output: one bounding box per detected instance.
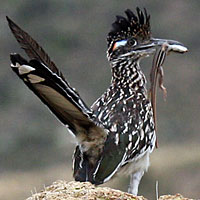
[107,7,151,48]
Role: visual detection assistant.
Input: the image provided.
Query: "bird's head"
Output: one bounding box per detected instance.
[107,7,187,64]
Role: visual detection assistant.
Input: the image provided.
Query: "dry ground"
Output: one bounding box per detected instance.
[27,180,193,200]
[1,144,199,200]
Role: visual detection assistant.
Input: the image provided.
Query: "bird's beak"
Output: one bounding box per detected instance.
[149,38,188,54]
[136,38,188,55]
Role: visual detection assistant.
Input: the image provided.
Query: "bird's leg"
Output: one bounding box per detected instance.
[128,170,144,195]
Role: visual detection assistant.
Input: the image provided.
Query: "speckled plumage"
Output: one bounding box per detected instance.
[92,59,155,160]
[8,8,157,195]
[88,54,156,186]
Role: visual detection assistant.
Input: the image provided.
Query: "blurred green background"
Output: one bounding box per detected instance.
[1,0,200,199]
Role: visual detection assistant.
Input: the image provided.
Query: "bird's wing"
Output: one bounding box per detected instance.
[91,97,155,184]
[7,17,96,135]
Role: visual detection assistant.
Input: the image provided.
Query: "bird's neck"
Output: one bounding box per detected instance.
[111,59,147,93]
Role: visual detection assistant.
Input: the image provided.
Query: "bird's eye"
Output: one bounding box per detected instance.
[127,39,137,46]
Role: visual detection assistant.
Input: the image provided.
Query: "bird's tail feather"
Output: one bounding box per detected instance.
[7,17,108,181]
[10,53,94,135]
[6,16,65,80]
[7,16,95,136]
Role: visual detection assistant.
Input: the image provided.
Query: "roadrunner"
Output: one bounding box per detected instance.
[7,8,187,195]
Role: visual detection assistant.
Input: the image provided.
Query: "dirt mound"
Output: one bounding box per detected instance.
[26,180,193,200]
